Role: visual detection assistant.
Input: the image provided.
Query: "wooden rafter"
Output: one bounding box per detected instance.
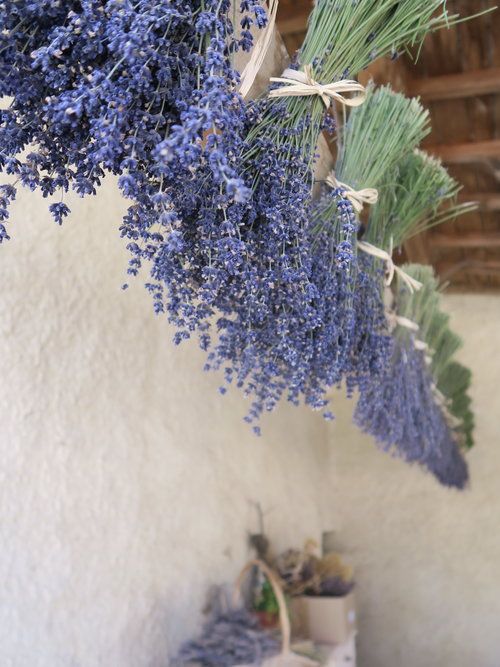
[408,67,500,101]
[404,234,430,265]
[439,261,500,282]
[427,140,500,164]
[431,233,500,249]
[457,193,500,212]
[277,11,310,35]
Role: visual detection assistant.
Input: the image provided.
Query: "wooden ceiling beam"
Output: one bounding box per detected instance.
[427,140,500,164]
[439,260,500,282]
[457,193,500,212]
[431,233,500,249]
[408,67,500,102]
[276,10,310,36]
[404,234,430,265]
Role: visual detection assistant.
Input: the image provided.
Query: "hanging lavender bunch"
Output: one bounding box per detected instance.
[396,264,475,452]
[354,337,469,489]
[199,0,480,427]
[355,265,471,490]
[0,0,264,238]
[306,86,430,408]
[353,149,476,488]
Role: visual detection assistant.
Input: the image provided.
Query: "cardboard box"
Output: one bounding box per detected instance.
[291,592,357,645]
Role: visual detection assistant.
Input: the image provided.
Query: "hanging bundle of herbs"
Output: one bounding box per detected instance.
[304,84,430,410]
[396,264,475,451]
[354,147,476,366]
[196,1,485,428]
[355,264,472,490]
[0,0,266,237]
[0,0,491,438]
[362,148,476,252]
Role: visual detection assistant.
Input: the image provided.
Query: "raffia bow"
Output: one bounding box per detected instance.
[239,0,279,98]
[357,239,423,294]
[269,65,366,109]
[326,172,379,213]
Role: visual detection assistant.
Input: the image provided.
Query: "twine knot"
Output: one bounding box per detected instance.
[357,238,423,294]
[326,172,378,214]
[387,313,420,333]
[269,65,366,109]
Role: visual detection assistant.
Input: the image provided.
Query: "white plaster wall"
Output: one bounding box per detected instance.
[328,294,500,667]
[0,181,337,667]
[2,175,499,667]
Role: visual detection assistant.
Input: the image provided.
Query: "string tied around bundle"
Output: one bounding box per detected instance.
[269,65,366,109]
[414,339,430,353]
[414,338,434,366]
[387,312,420,333]
[326,172,379,214]
[431,383,464,430]
[388,310,464,433]
[239,0,279,98]
[387,312,433,363]
[357,238,423,294]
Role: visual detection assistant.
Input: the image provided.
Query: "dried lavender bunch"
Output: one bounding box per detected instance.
[173,607,280,667]
[396,264,475,450]
[305,85,430,410]
[0,0,264,238]
[163,0,490,428]
[351,143,477,487]
[354,265,472,489]
[363,149,476,251]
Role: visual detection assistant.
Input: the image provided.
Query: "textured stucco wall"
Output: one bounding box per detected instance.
[0,181,336,667]
[2,177,499,667]
[328,294,500,667]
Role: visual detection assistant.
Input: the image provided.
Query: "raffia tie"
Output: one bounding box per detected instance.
[269,65,366,109]
[387,312,420,333]
[357,239,423,294]
[388,313,464,434]
[239,0,279,99]
[414,339,434,366]
[391,320,462,430]
[326,172,378,214]
[431,383,463,430]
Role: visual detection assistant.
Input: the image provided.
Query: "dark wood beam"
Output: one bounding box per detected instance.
[276,10,310,36]
[427,140,500,164]
[408,67,500,102]
[404,234,430,265]
[439,260,500,282]
[458,192,500,212]
[431,233,500,249]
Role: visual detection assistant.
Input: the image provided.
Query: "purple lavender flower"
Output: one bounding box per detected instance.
[355,339,469,490]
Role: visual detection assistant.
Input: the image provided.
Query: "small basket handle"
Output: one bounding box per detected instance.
[234,559,291,655]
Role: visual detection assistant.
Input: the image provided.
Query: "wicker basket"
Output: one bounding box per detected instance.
[234,559,320,667]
